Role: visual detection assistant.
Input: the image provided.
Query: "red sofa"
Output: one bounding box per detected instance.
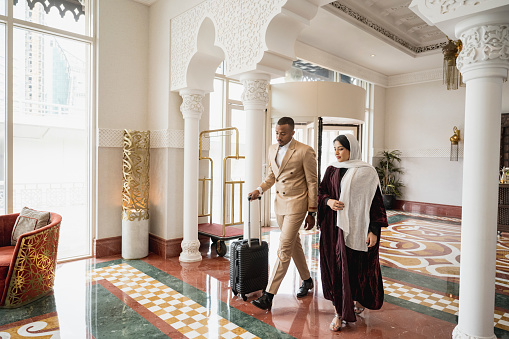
[0,212,62,308]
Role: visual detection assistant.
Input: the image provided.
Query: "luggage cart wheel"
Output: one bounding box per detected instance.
[241,294,247,301]
[216,240,227,257]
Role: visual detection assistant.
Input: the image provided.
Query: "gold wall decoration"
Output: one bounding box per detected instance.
[122,130,150,221]
[450,126,460,161]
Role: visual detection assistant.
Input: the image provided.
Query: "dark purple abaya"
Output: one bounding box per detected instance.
[318,166,388,322]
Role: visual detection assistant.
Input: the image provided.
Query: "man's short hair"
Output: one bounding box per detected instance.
[277,117,295,131]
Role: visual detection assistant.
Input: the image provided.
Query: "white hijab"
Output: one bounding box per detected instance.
[330,134,379,252]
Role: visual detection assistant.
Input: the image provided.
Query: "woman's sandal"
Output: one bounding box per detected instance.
[354,302,365,315]
[329,314,342,332]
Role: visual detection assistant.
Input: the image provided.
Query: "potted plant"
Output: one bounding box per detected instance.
[375,150,404,210]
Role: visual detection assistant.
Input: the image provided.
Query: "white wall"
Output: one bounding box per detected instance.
[385,80,509,206]
[148,0,208,240]
[96,0,149,239]
[372,85,386,157]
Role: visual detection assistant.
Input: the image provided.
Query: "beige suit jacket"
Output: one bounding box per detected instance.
[259,139,318,215]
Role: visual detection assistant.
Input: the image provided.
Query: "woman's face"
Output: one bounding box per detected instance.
[334,140,350,162]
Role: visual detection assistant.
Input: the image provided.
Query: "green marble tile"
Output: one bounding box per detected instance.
[388,214,460,226]
[381,265,459,296]
[381,265,509,310]
[87,283,166,339]
[384,294,458,324]
[496,327,509,339]
[387,214,410,224]
[0,294,56,326]
[126,260,295,339]
[382,268,509,337]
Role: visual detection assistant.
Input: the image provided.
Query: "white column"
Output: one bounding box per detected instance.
[240,73,270,240]
[179,89,205,262]
[453,14,509,339]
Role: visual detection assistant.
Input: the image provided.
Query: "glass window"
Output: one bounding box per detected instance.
[14,0,87,35]
[0,24,4,212]
[208,78,246,226]
[228,81,243,102]
[13,27,90,259]
[0,0,5,15]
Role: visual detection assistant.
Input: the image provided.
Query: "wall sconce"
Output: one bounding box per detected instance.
[450,126,460,161]
[442,37,464,90]
[122,129,150,259]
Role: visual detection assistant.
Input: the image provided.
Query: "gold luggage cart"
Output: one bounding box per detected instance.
[198,127,245,256]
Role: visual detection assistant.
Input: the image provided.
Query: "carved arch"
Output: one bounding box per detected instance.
[186,17,225,93]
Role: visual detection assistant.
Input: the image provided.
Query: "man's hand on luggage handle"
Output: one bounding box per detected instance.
[304,215,315,230]
[248,190,260,201]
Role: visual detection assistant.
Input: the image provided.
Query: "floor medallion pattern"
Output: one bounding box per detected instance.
[381,211,509,295]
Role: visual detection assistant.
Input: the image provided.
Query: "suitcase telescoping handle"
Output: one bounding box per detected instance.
[247,195,262,247]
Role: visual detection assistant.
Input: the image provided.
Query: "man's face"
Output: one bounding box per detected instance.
[275,124,294,146]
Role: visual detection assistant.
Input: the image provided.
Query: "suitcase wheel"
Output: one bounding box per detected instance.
[241,294,247,301]
[216,240,227,257]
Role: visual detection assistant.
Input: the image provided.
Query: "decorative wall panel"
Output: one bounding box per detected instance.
[98,128,123,148]
[99,128,202,150]
[373,147,464,158]
[170,0,286,91]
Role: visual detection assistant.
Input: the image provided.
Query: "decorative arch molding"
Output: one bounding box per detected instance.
[170,0,321,92]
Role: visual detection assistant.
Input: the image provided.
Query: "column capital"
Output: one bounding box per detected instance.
[180,89,205,120]
[240,74,270,110]
[457,21,509,82]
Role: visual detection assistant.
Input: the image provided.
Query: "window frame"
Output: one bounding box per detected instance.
[1,0,96,261]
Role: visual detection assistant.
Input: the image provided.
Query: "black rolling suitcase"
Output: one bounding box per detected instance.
[230,196,269,301]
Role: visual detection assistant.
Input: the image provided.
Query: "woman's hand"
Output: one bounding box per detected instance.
[366,232,377,248]
[327,199,345,211]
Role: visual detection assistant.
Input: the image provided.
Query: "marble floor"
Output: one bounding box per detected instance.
[1,211,508,338]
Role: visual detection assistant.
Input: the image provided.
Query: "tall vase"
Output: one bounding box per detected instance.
[122,130,150,259]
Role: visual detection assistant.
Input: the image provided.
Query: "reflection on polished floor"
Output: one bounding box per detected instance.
[1,211,509,338]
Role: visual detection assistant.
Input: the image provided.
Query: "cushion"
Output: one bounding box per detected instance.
[10,207,51,246]
[10,216,38,246]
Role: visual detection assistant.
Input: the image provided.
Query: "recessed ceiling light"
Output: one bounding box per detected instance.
[370,54,376,57]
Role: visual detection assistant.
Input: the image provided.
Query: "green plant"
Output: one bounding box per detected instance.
[375,150,404,197]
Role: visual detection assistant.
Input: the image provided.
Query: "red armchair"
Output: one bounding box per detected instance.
[0,212,62,308]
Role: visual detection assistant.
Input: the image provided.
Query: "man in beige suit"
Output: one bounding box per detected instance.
[249,117,318,311]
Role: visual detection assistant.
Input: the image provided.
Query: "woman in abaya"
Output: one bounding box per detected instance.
[318,134,387,332]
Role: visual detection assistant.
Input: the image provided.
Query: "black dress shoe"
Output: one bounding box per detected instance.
[251,292,273,310]
[297,278,314,298]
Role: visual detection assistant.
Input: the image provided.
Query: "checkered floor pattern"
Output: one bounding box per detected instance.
[383,279,509,331]
[90,263,259,339]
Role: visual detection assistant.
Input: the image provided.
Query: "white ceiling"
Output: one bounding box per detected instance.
[297,2,445,76]
[134,0,445,76]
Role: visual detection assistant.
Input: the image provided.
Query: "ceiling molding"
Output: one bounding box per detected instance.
[295,41,444,88]
[387,68,442,87]
[327,1,447,56]
[131,0,158,6]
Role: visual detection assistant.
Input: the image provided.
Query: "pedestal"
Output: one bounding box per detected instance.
[122,217,149,259]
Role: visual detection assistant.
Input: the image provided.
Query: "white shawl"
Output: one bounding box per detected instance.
[330,134,379,252]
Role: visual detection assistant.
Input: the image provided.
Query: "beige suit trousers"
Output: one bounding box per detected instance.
[266,212,311,294]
